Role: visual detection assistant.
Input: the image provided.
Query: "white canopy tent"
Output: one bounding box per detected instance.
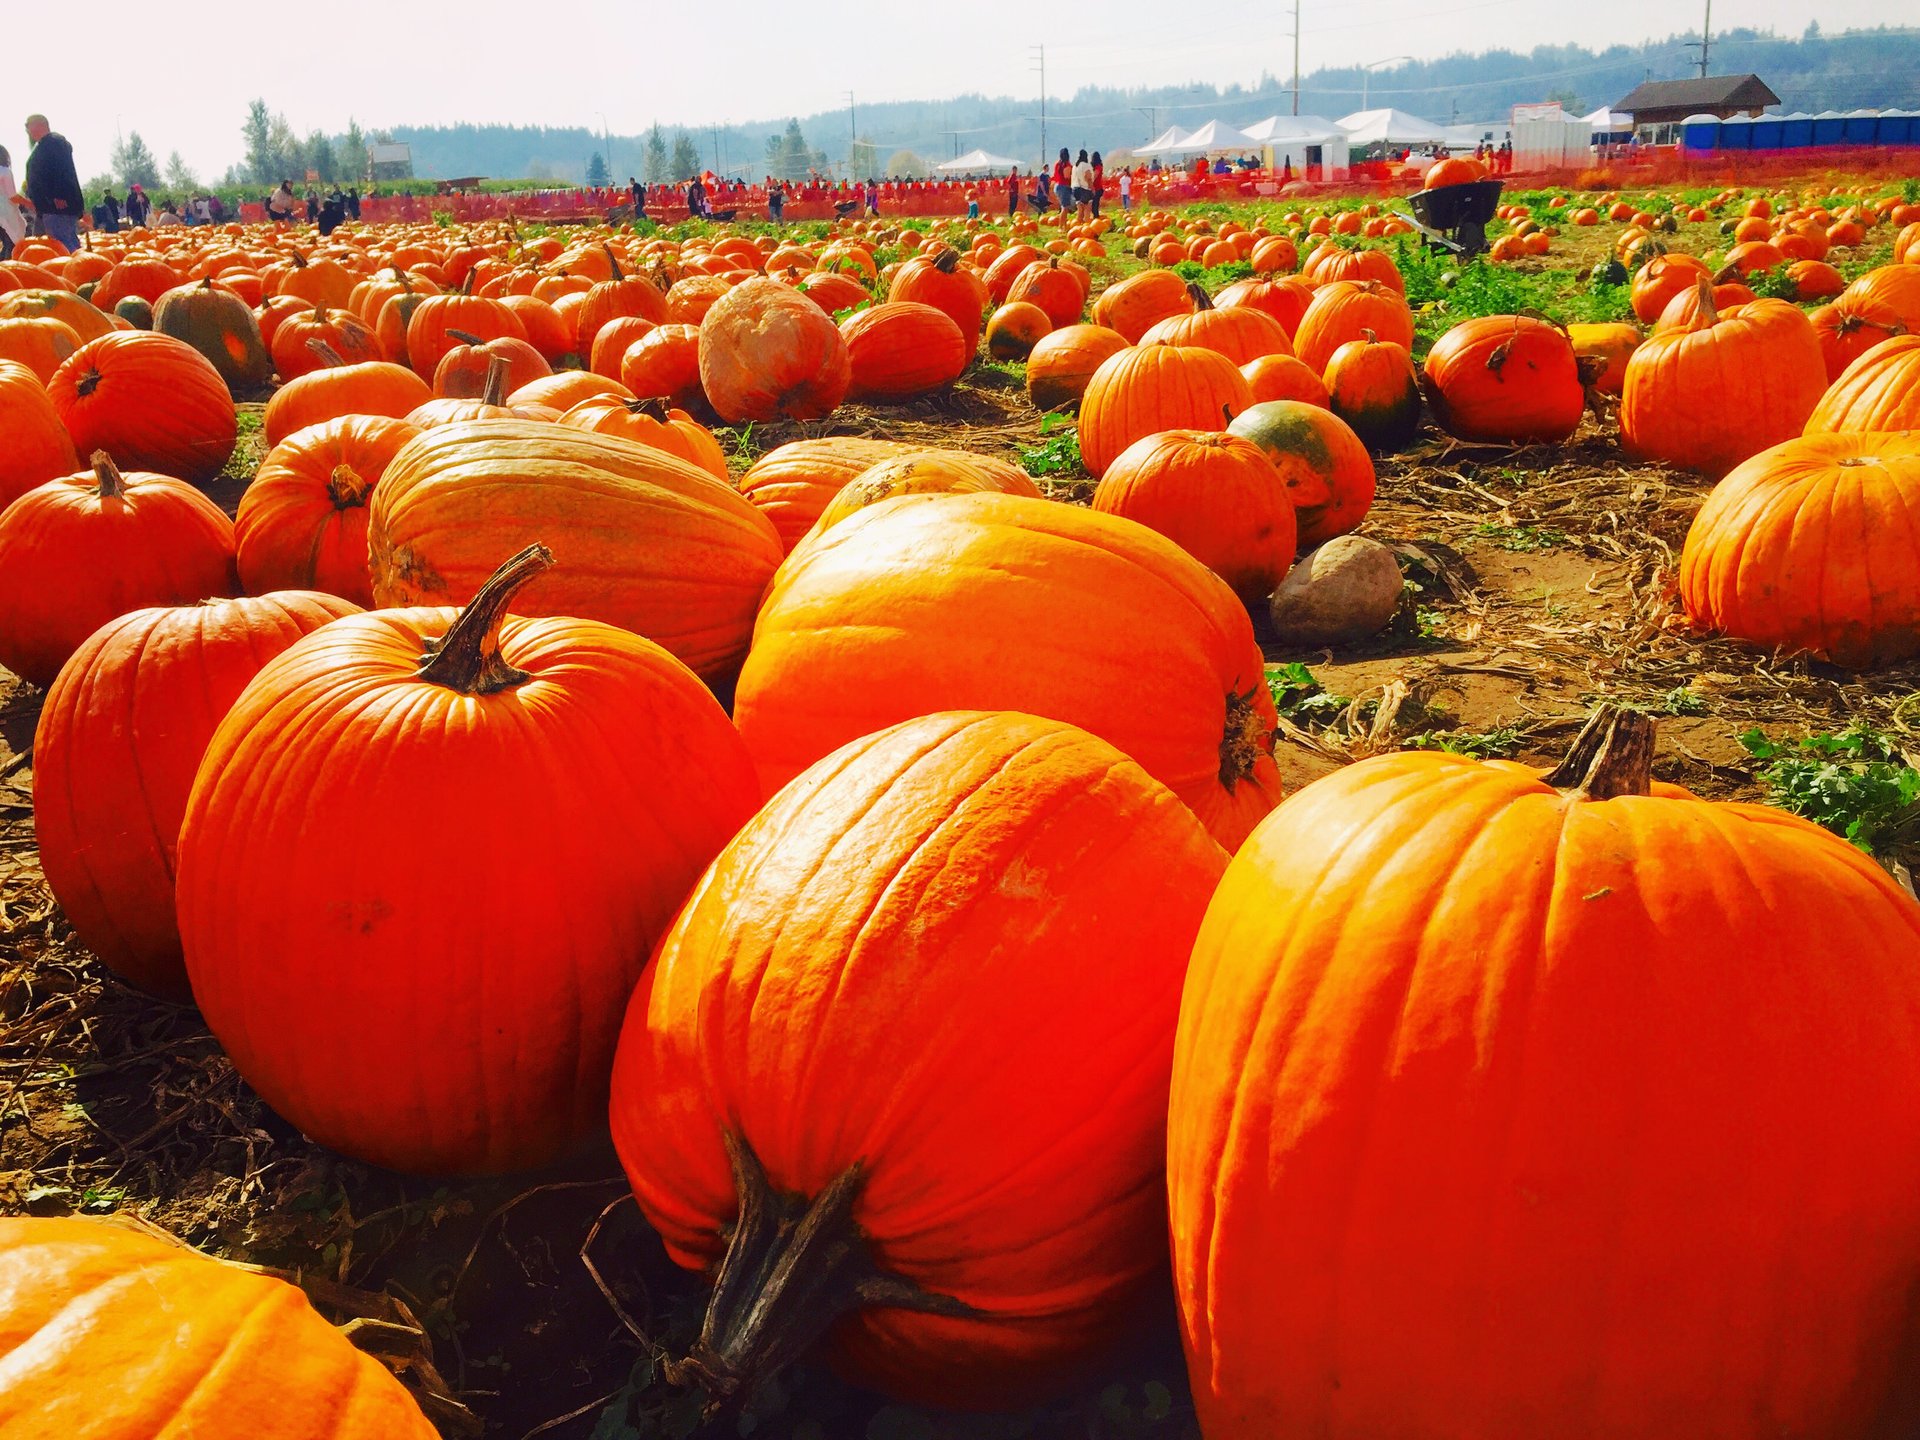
[937,148,1022,173]
[1160,119,1262,154]
[1584,106,1633,136]
[1241,115,1350,178]
[1338,108,1451,149]
[1135,125,1196,156]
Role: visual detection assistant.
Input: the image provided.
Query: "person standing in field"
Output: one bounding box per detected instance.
[1118,167,1132,212]
[22,114,83,252]
[1052,148,1072,213]
[0,146,25,259]
[1007,166,1019,217]
[1090,152,1105,218]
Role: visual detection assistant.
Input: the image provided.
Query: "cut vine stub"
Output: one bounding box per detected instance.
[1544,705,1656,800]
[416,543,553,695]
[664,1130,976,1418]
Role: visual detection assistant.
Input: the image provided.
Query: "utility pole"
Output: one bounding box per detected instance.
[1031,45,1047,165]
[711,126,721,172]
[1697,0,1712,77]
[1135,106,1158,142]
[1291,1,1302,116]
[846,91,858,173]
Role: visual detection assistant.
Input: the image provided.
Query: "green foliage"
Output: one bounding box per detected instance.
[1739,726,1920,856]
[645,124,671,185]
[109,131,161,191]
[1748,265,1801,301]
[1172,258,1254,287]
[669,132,703,182]
[1265,662,1351,725]
[1659,686,1708,716]
[1473,522,1569,552]
[587,151,610,187]
[1018,414,1083,478]
[1403,725,1525,758]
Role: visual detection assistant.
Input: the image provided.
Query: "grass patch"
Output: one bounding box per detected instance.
[1740,725,1919,859]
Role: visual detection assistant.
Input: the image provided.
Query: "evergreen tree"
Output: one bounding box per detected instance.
[669,132,702,180]
[342,119,368,181]
[886,149,930,178]
[586,150,610,186]
[307,131,337,183]
[241,100,275,184]
[164,151,197,192]
[110,132,161,190]
[266,113,300,181]
[645,124,670,183]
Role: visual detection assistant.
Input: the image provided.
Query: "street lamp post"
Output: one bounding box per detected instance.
[1362,56,1413,110]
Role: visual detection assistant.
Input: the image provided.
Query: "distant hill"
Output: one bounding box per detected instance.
[351,25,1920,184]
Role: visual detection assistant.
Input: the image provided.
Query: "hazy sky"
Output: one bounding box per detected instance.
[11,0,1912,179]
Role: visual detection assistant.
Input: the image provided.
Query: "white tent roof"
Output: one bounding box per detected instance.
[1680,113,1725,125]
[1584,106,1633,129]
[1135,125,1195,156]
[1158,119,1262,153]
[1337,108,1451,146]
[1241,114,1346,143]
[936,148,1021,172]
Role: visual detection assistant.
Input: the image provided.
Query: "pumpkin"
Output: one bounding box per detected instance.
[91,256,180,311]
[618,323,705,410]
[556,395,728,480]
[575,245,668,355]
[698,277,850,423]
[1629,251,1714,324]
[273,249,355,309]
[1422,155,1487,188]
[0,358,80,508]
[507,370,631,414]
[0,1216,440,1437]
[1422,315,1585,445]
[1566,321,1642,396]
[807,451,1041,540]
[1621,284,1827,476]
[0,288,116,343]
[794,269,869,315]
[1785,259,1846,302]
[1225,401,1376,549]
[588,315,658,380]
[887,247,987,351]
[0,454,238,688]
[1302,246,1406,296]
[498,292,577,366]
[1026,324,1128,411]
[735,436,918,553]
[1079,343,1252,478]
[368,421,781,682]
[1093,268,1195,343]
[262,345,432,448]
[1004,257,1083,330]
[270,306,382,382]
[47,332,238,485]
[1142,283,1291,365]
[1091,430,1296,602]
[1325,331,1422,452]
[1168,706,1920,1440]
[431,329,550,398]
[734,492,1282,850]
[608,710,1227,1409]
[176,546,762,1175]
[982,244,1045,305]
[1804,334,1920,436]
[841,301,970,401]
[984,301,1051,361]
[0,315,82,383]
[665,275,734,327]
[1241,353,1331,408]
[34,591,357,996]
[1679,430,1920,667]
[1292,280,1415,377]
[152,278,272,394]
[236,416,421,606]
[404,276,529,381]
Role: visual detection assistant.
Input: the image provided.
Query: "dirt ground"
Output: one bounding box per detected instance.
[3,366,1917,1439]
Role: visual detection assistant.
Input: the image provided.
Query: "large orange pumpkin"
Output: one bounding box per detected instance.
[1078,343,1252,477]
[1142,282,1291,364]
[1092,268,1194,343]
[618,323,704,409]
[698,277,850,422]
[609,710,1227,1408]
[0,358,79,507]
[1325,332,1422,452]
[1804,334,1920,435]
[262,348,432,448]
[1680,430,1920,667]
[0,455,237,688]
[1226,401,1376,549]
[0,316,82,384]
[735,437,917,553]
[46,332,238,485]
[34,591,358,996]
[1213,276,1317,340]
[176,546,762,1175]
[1025,323,1129,411]
[733,492,1282,850]
[1169,706,1920,1439]
[1292,280,1415,377]
[1422,315,1586,445]
[840,301,970,400]
[0,1216,440,1437]
[368,421,781,682]
[886,247,987,351]
[575,246,668,355]
[1628,252,1713,324]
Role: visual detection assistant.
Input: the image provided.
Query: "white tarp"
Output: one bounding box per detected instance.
[1135,125,1196,156]
[1337,108,1451,147]
[1242,114,1344,143]
[1243,115,1350,178]
[1513,114,1592,169]
[937,148,1021,172]
[1165,119,1262,153]
[1584,106,1633,133]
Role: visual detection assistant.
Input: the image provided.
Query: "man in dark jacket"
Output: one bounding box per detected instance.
[22,114,83,251]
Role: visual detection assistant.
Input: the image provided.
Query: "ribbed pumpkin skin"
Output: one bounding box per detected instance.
[1079,344,1253,477]
[1226,401,1377,549]
[1025,324,1129,411]
[404,290,529,381]
[618,323,704,408]
[0,359,79,507]
[698,277,850,422]
[1423,315,1584,444]
[153,279,272,394]
[807,451,1042,541]
[555,396,728,480]
[507,371,629,414]
[0,463,238,688]
[0,316,83,384]
[1092,268,1194,343]
[1293,281,1415,376]
[1621,295,1827,476]
[734,493,1283,850]
[432,334,550,399]
[1804,334,1920,435]
[176,605,762,1175]
[1143,294,1292,365]
[1629,252,1713,323]
[887,249,987,351]
[33,592,357,996]
[1215,277,1316,340]
[367,421,782,681]
[735,437,917,553]
[1169,746,1920,1440]
[1679,431,1920,667]
[46,332,238,485]
[1241,353,1331,408]
[269,308,383,383]
[0,1216,441,1439]
[237,417,421,606]
[840,302,970,400]
[262,361,431,448]
[0,289,116,343]
[610,711,1228,1407]
[1325,336,1423,452]
[1005,259,1084,330]
[1092,430,1297,602]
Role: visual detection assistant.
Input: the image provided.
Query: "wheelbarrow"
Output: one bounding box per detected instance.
[1397,178,1504,257]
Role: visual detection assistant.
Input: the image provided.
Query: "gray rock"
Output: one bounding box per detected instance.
[1269,535,1403,645]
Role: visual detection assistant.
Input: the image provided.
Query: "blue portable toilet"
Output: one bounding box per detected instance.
[1780,112,1815,148]
[1843,109,1879,144]
[1718,114,1753,150]
[1812,110,1846,145]
[1750,112,1784,149]
[1680,113,1722,152]
[1879,110,1915,146]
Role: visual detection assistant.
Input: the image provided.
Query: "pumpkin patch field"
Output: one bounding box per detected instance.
[3,169,1920,1440]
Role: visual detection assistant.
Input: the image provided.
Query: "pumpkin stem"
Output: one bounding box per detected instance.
[1543,706,1655,801]
[624,396,669,419]
[664,1131,974,1418]
[459,269,478,296]
[90,451,127,499]
[416,544,552,695]
[480,353,511,407]
[74,367,102,399]
[328,464,371,509]
[933,247,960,274]
[1186,280,1214,311]
[1218,685,1274,790]
[603,243,625,283]
[447,329,485,346]
[306,338,349,368]
[1693,277,1718,326]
